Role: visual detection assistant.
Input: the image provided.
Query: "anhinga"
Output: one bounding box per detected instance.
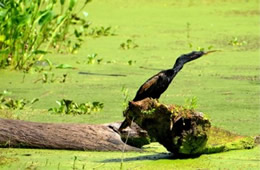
[119,50,218,131]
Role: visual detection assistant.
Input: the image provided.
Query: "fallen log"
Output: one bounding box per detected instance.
[0,98,256,153]
[0,118,141,151]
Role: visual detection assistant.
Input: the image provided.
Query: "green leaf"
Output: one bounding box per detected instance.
[69,0,77,11]
[0,10,7,17]
[30,98,39,104]
[208,45,214,50]
[60,0,65,5]
[16,14,30,26]
[0,35,5,42]
[55,64,75,69]
[38,10,54,25]
[197,47,205,52]
[56,100,61,106]
[32,50,49,55]
[0,49,9,54]
[0,2,5,8]
[44,59,53,67]
[57,15,66,24]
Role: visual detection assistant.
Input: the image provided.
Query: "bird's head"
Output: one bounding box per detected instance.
[176,50,219,65]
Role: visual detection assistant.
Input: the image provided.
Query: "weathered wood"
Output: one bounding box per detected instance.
[106,122,150,148]
[0,118,141,151]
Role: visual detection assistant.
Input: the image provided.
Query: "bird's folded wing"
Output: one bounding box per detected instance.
[137,73,163,94]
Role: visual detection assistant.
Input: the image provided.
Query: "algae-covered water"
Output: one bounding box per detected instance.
[0,0,259,169]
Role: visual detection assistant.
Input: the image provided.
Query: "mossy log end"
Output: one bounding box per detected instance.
[0,118,141,151]
[123,98,211,156]
[107,122,150,148]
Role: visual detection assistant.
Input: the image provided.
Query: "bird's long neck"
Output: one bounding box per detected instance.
[170,60,184,79]
[173,61,184,73]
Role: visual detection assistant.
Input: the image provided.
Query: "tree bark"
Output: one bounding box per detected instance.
[0,118,142,151]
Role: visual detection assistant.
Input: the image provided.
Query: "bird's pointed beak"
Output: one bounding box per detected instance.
[203,50,221,55]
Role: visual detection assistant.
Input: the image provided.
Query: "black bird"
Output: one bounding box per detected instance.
[132,50,217,101]
[119,50,218,131]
